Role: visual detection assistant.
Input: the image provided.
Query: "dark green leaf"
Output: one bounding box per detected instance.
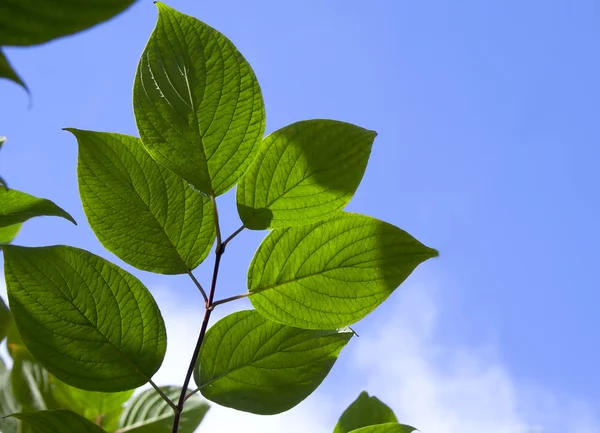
[117,386,209,433]
[348,423,416,433]
[0,0,135,46]
[334,392,398,433]
[249,213,438,329]
[0,188,76,228]
[52,379,133,431]
[3,245,167,391]
[10,410,107,433]
[0,223,22,245]
[237,120,376,229]
[68,129,215,274]
[0,296,12,342]
[194,310,352,414]
[133,3,266,196]
[0,49,26,90]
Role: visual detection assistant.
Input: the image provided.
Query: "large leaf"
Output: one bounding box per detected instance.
[10,410,107,433]
[3,245,167,391]
[117,386,209,433]
[0,0,135,46]
[347,423,416,433]
[133,3,266,196]
[334,392,398,433]
[249,213,438,329]
[194,310,352,414]
[0,49,26,90]
[0,223,22,245]
[52,379,134,431]
[0,188,76,228]
[237,120,376,229]
[68,129,215,274]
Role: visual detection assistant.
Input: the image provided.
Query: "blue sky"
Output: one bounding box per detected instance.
[1,1,599,432]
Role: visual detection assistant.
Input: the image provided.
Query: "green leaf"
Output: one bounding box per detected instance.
[348,423,416,433]
[0,357,19,433]
[249,213,438,329]
[68,129,215,274]
[133,3,266,196]
[334,392,398,433]
[11,350,57,411]
[0,0,135,46]
[0,223,22,245]
[237,120,376,229]
[117,386,209,433]
[10,410,107,433]
[52,379,133,431]
[3,245,167,392]
[0,49,26,90]
[194,310,352,414]
[0,296,12,342]
[0,188,76,228]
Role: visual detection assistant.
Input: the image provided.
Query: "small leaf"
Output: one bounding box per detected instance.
[117,386,209,433]
[0,223,22,245]
[194,310,352,414]
[0,188,76,228]
[52,379,133,430]
[0,0,135,46]
[334,391,398,433]
[3,245,167,391]
[133,3,266,196]
[237,120,376,229]
[0,296,12,342]
[10,410,107,433]
[68,129,215,274]
[0,49,27,91]
[249,213,438,329]
[348,423,416,433]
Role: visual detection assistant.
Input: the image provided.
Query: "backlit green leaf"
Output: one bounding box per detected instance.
[11,350,57,411]
[0,49,26,90]
[348,423,416,433]
[133,3,266,196]
[0,223,22,245]
[3,245,167,391]
[52,379,133,431]
[237,120,376,229]
[117,386,209,433]
[68,129,215,274]
[0,357,19,433]
[10,410,107,433]
[194,310,352,414]
[249,213,438,329]
[0,188,75,228]
[334,392,398,433]
[0,0,135,46]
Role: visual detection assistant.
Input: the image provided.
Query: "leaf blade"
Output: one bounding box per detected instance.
[0,188,75,228]
[334,391,398,433]
[117,386,209,433]
[3,245,167,391]
[237,120,376,229]
[68,129,215,274]
[249,213,438,329]
[348,423,416,433]
[133,3,266,196]
[10,410,108,433]
[0,0,135,46]
[194,310,352,414]
[0,49,26,90]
